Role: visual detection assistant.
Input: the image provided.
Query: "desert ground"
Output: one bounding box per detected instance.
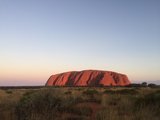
[0,86,160,120]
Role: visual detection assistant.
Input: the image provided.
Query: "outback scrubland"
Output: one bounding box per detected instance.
[0,86,160,120]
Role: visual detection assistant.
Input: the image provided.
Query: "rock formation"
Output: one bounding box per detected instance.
[46,70,131,86]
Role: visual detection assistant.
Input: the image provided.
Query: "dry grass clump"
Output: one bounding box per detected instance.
[15,88,87,120]
[96,89,160,120]
[0,87,160,120]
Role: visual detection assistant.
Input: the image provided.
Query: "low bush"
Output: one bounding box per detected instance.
[103,89,138,95]
[70,106,93,116]
[135,90,160,108]
[15,88,85,120]
[5,90,13,94]
[116,89,138,95]
[64,91,72,95]
[15,89,62,120]
[134,90,160,118]
[148,83,157,88]
[103,89,115,94]
[83,89,99,96]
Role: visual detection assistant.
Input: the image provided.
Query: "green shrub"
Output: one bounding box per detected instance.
[83,89,99,96]
[64,91,72,95]
[134,90,160,118]
[82,89,99,102]
[22,90,36,96]
[116,89,138,95]
[69,106,92,116]
[60,96,84,112]
[5,90,13,94]
[103,89,138,95]
[15,89,63,120]
[75,88,83,91]
[15,88,85,120]
[135,90,160,107]
[103,89,115,94]
[148,83,157,88]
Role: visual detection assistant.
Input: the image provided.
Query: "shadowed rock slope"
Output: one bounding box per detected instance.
[46,70,131,86]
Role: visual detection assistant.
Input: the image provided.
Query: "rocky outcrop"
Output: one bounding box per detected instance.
[46,70,131,86]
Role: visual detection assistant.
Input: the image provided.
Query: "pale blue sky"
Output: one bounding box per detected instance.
[0,0,160,85]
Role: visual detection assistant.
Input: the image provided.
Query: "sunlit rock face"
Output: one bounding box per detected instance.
[46,70,131,86]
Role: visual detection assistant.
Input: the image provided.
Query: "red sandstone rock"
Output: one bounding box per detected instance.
[46,70,131,86]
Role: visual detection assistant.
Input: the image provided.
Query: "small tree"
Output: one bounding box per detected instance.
[148,83,157,88]
[141,82,147,87]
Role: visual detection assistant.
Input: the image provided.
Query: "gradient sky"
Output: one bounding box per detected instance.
[0,0,160,86]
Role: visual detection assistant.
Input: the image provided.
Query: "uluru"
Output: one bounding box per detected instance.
[46,70,131,86]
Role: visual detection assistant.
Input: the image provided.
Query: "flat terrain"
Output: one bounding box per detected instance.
[0,86,160,120]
